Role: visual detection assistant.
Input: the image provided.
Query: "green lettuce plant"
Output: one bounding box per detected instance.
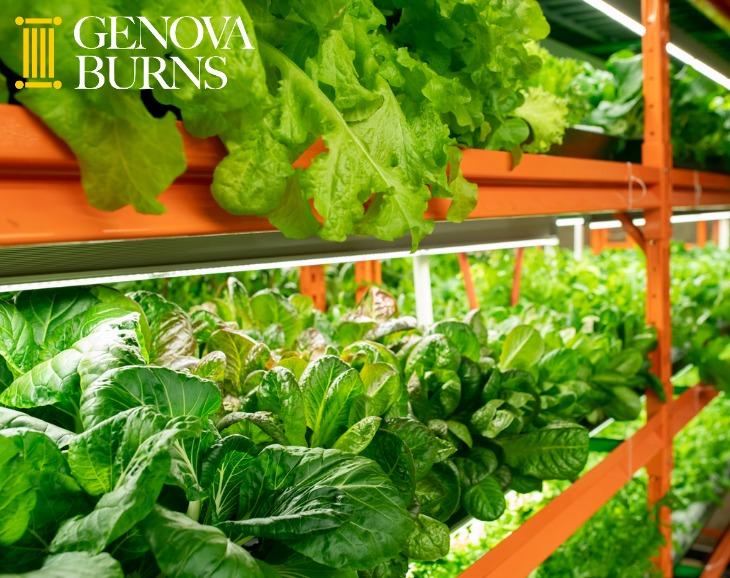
[0,0,570,247]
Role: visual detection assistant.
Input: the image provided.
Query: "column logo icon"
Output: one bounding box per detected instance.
[15,16,62,90]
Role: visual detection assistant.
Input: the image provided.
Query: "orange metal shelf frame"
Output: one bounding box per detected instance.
[459,385,718,578]
[673,169,730,209]
[1,0,729,571]
[701,521,730,578]
[1,103,729,248]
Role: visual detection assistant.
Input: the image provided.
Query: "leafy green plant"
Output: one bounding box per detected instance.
[412,394,730,578]
[0,287,417,576]
[0,0,570,246]
[534,46,730,171]
[0,268,666,577]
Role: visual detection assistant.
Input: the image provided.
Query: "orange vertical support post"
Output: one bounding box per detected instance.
[458,253,480,310]
[697,221,708,247]
[355,260,382,302]
[299,265,327,312]
[590,228,608,254]
[511,247,525,307]
[642,0,674,575]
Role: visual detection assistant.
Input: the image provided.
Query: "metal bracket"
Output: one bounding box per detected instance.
[615,212,647,253]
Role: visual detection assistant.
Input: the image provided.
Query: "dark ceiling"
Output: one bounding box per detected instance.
[539,0,730,74]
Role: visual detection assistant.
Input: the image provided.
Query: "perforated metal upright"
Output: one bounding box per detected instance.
[642,1,675,572]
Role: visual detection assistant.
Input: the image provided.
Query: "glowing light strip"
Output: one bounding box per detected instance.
[579,0,646,35]
[556,217,587,227]
[589,212,730,229]
[579,0,730,91]
[590,218,646,230]
[667,43,730,90]
[0,238,558,292]
[671,210,730,223]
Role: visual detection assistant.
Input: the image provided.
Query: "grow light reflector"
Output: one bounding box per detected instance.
[578,0,730,91]
[0,237,558,293]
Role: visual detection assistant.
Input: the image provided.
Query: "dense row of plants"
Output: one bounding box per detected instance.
[411,394,730,578]
[0,0,567,249]
[531,46,730,171]
[346,244,730,391]
[0,268,660,576]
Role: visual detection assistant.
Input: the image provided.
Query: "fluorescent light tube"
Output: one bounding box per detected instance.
[588,212,730,230]
[578,0,730,91]
[667,43,730,90]
[418,238,558,257]
[556,217,586,227]
[579,0,646,35]
[671,211,730,223]
[0,237,558,292]
[590,218,647,230]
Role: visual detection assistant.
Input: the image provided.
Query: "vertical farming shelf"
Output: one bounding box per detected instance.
[1,0,730,576]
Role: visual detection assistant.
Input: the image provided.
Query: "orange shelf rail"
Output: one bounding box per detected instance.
[0,0,728,573]
[458,385,718,578]
[673,169,730,208]
[1,103,729,247]
[700,521,730,578]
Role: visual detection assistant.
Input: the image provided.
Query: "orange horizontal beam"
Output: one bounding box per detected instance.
[0,105,274,245]
[673,191,730,210]
[671,384,718,437]
[459,383,716,578]
[701,522,730,578]
[429,185,661,220]
[673,169,730,193]
[701,528,725,538]
[673,169,730,209]
[461,149,660,188]
[1,104,728,247]
[0,104,226,177]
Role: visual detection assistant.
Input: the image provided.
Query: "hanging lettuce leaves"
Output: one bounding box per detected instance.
[0,0,564,247]
[515,87,569,153]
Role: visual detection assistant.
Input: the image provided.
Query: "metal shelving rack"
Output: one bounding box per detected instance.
[1,0,730,575]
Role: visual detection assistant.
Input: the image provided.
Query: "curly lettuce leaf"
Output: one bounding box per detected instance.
[515,87,569,153]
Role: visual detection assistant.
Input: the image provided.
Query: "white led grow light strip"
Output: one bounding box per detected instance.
[555,217,587,227]
[579,0,730,91]
[0,237,558,292]
[589,218,647,230]
[580,0,646,36]
[588,211,730,229]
